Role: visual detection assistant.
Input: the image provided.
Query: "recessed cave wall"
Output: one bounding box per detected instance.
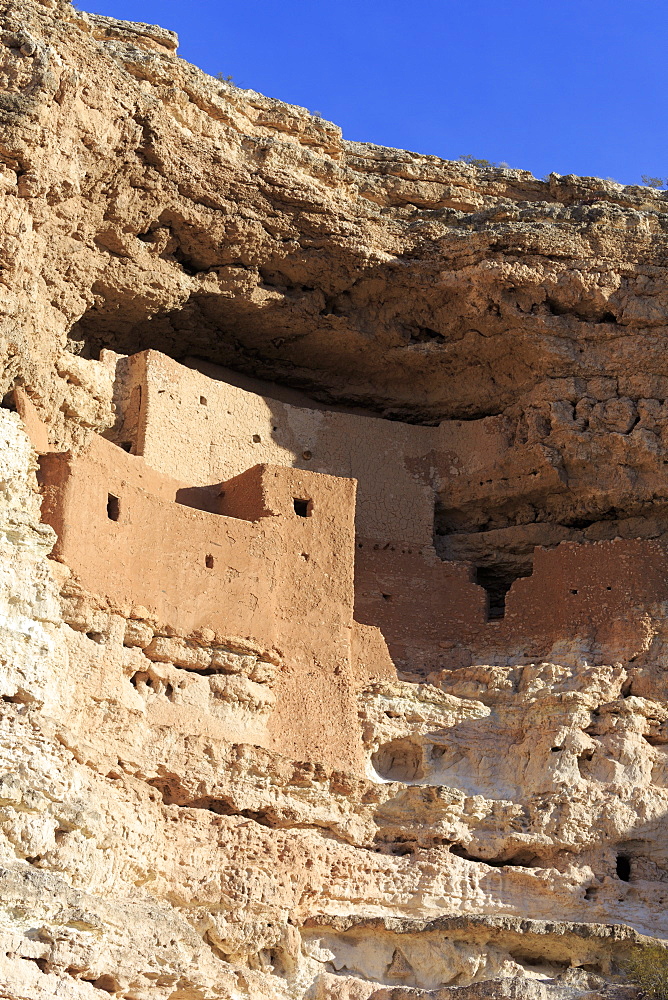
[434,493,668,618]
[65,212,485,424]
[59,201,668,428]
[66,291,425,422]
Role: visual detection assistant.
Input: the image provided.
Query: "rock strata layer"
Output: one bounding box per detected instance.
[1,2,668,999]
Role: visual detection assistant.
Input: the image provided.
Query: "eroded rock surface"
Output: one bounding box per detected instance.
[1,1,668,998]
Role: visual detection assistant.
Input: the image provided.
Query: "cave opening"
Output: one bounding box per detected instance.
[616,854,631,881]
[372,737,424,782]
[63,253,462,425]
[450,844,544,868]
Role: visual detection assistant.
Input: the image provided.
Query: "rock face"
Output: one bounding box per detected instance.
[3,2,668,998]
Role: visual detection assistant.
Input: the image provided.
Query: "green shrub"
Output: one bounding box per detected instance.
[216,73,235,86]
[459,154,497,168]
[625,944,668,998]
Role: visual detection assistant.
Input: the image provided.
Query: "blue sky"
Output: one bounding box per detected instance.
[78,0,668,186]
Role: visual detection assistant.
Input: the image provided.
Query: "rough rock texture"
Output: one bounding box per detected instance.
[2,1,668,998]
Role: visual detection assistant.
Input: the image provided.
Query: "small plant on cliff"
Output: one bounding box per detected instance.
[459,154,497,168]
[641,175,665,188]
[216,73,236,86]
[625,944,668,998]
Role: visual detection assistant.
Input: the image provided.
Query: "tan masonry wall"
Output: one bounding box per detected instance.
[354,538,668,671]
[31,350,668,713]
[102,350,668,671]
[115,351,513,551]
[115,351,440,547]
[38,434,394,770]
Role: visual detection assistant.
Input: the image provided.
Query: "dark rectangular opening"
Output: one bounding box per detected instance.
[475,564,532,622]
[107,494,120,521]
[475,566,510,621]
[293,498,311,517]
[616,854,631,881]
[205,554,214,569]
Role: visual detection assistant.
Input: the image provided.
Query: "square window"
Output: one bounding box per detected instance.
[293,498,311,517]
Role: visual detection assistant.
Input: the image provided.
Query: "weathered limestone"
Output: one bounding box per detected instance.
[3,352,668,1000]
[3,2,668,999]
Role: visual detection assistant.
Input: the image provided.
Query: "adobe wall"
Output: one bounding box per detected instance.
[38,434,393,770]
[106,350,668,672]
[111,350,516,548]
[113,350,440,547]
[355,538,668,670]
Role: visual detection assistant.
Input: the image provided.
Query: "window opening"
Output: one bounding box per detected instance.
[205,554,214,569]
[293,498,311,517]
[200,396,207,406]
[107,494,120,521]
[475,567,513,620]
[616,855,631,881]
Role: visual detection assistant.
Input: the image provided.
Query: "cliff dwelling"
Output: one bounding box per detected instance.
[4,4,668,1000]
[29,348,668,686]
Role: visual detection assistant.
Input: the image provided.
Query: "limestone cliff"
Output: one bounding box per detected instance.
[1,2,668,999]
